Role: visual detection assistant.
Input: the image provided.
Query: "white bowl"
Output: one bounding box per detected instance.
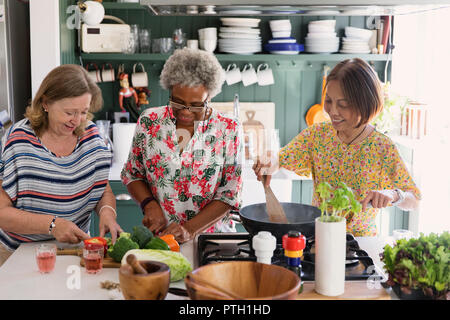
[308,20,336,28]
[345,27,372,40]
[269,19,291,28]
[270,25,292,32]
[272,31,291,38]
[200,39,217,52]
[306,32,337,39]
[308,24,335,33]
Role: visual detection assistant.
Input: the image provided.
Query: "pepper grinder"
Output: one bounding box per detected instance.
[282,231,306,281]
[252,231,276,264]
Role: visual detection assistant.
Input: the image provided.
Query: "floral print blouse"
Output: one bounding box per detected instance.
[279,122,421,236]
[121,106,243,233]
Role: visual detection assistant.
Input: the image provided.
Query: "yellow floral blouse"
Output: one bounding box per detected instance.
[279,122,421,236]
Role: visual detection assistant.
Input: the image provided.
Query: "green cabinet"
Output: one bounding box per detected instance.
[89,181,143,237]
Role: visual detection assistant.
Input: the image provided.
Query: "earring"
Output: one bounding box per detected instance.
[43,105,48,112]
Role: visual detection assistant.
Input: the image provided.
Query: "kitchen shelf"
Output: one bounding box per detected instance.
[102,2,144,10]
[80,53,390,62]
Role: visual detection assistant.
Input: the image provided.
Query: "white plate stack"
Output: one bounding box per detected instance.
[305,20,339,53]
[218,18,262,54]
[340,27,372,54]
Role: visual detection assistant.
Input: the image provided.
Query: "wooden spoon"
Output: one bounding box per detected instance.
[187,273,243,300]
[126,254,148,275]
[262,176,288,223]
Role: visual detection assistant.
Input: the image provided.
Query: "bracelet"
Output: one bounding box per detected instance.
[48,216,57,235]
[98,205,117,219]
[140,195,155,212]
[391,189,405,206]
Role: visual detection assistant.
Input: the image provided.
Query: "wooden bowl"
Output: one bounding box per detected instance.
[185,261,301,300]
[119,261,170,300]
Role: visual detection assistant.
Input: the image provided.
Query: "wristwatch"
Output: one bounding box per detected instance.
[391,189,405,206]
[140,195,155,213]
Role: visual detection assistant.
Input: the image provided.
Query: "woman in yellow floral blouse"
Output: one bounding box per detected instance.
[253,58,420,236]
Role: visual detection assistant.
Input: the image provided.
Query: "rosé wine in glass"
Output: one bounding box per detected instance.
[35,244,57,273]
[83,247,103,274]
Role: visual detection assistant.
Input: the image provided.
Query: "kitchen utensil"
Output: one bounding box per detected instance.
[131,62,148,88]
[225,63,241,86]
[160,37,173,54]
[126,254,147,274]
[101,63,115,82]
[237,202,321,242]
[262,176,288,223]
[138,29,151,53]
[305,65,330,126]
[186,39,199,50]
[85,62,101,83]
[241,63,258,87]
[186,273,242,299]
[119,260,170,300]
[184,261,301,300]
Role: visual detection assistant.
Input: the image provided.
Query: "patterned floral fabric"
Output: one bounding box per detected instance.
[121,106,243,233]
[279,122,421,236]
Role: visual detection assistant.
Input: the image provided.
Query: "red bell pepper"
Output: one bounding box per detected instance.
[159,234,180,252]
[84,237,108,257]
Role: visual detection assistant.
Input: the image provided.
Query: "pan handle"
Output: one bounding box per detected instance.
[229,210,241,223]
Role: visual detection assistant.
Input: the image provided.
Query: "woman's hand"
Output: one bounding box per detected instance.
[252,151,279,187]
[98,208,123,244]
[142,201,167,235]
[361,190,397,211]
[159,222,192,244]
[51,218,90,244]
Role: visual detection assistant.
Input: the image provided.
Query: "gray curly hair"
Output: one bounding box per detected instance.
[160,48,225,98]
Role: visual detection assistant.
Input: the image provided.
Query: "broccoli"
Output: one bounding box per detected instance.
[131,225,154,249]
[107,233,139,262]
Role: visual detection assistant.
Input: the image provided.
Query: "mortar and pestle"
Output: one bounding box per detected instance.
[118,254,171,300]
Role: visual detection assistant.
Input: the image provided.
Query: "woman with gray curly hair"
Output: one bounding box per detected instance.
[121,48,243,244]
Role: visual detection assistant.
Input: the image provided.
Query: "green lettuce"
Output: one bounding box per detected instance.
[121,249,193,282]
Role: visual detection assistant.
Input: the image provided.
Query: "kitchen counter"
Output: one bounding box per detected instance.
[0,235,397,300]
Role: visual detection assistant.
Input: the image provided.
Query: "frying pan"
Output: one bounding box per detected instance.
[237,202,321,242]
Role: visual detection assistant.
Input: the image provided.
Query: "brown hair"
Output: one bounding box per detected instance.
[326,58,383,127]
[25,64,103,137]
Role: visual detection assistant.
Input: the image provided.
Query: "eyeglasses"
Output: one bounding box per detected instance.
[169,99,209,113]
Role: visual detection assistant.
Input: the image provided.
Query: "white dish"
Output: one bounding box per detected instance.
[220,27,260,34]
[305,37,339,43]
[306,32,337,39]
[307,10,340,15]
[219,33,261,39]
[308,25,335,33]
[345,27,372,40]
[272,31,291,38]
[270,26,292,32]
[269,50,300,55]
[220,17,261,28]
[268,38,297,44]
[308,20,336,28]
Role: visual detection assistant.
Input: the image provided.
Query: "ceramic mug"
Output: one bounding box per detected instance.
[257,63,274,86]
[101,63,115,82]
[225,64,242,86]
[241,63,258,87]
[131,62,148,88]
[187,39,199,50]
[85,63,101,83]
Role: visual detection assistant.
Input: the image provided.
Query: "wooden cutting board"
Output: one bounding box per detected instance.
[297,281,391,300]
[57,248,121,268]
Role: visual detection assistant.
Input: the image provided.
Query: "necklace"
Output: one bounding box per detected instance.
[343,125,367,145]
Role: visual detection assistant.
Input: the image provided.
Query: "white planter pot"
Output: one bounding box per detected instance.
[314,216,346,296]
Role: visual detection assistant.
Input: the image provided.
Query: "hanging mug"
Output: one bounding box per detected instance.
[101,63,115,82]
[225,63,241,86]
[117,63,125,79]
[131,62,148,88]
[257,63,274,86]
[85,63,101,83]
[241,63,258,87]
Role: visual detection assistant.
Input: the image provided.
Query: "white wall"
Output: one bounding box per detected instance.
[29,0,60,98]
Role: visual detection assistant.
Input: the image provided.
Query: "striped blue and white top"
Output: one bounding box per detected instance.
[0,119,112,251]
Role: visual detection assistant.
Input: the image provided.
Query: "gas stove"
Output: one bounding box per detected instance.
[196,232,385,281]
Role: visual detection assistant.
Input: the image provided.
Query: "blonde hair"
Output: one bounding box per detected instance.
[25,64,103,137]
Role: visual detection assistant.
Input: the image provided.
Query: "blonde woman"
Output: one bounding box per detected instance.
[0,64,123,267]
